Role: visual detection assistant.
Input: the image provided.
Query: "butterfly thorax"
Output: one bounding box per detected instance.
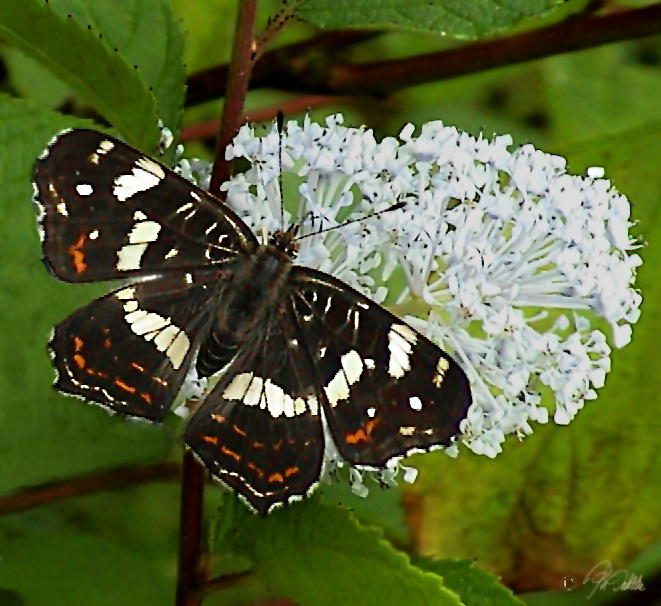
[196,230,297,378]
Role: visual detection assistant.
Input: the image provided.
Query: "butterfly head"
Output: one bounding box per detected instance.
[268,224,299,259]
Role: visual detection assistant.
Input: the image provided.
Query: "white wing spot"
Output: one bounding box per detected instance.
[123,300,138,313]
[341,350,363,386]
[409,396,423,411]
[89,230,99,240]
[434,357,450,387]
[117,244,149,271]
[116,218,161,271]
[191,191,201,201]
[221,375,312,418]
[166,332,190,369]
[56,202,68,216]
[134,210,148,220]
[153,325,180,351]
[128,220,161,244]
[324,368,350,407]
[164,248,178,259]
[399,426,415,436]
[387,324,417,379]
[98,140,114,153]
[76,183,93,196]
[243,375,264,406]
[116,287,135,300]
[364,358,376,370]
[293,398,306,415]
[113,157,165,202]
[307,396,319,416]
[263,380,287,417]
[126,310,170,335]
[122,299,190,368]
[367,407,376,418]
[176,202,193,214]
[224,372,253,400]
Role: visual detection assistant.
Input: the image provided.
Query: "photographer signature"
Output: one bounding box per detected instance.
[564,560,645,598]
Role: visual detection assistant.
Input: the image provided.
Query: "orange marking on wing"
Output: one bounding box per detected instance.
[114,379,136,393]
[211,414,226,422]
[141,392,152,403]
[248,463,264,478]
[346,419,379,444]
[68,234,88,274]
[221,446,240,461]
[284,467,299,478]
[131,362,145,372]
[73,354,85,369]
[202,436,218,445]
[345,429,367,444]
[74,336,84,351]
[232,424,246,436]
[268,472,284,483]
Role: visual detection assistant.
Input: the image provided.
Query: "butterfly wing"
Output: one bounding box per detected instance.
[33,129,258,283]
[185,305,324,514]
[290,267,471,467]
[50,270,223,419]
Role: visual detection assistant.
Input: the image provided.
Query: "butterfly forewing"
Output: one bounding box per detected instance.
[50,270,224,419]
[185,304,324,513]
[290,267,471,466]
[34,129,257,283]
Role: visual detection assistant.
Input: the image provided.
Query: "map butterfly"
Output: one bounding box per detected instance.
[32,127,472,513]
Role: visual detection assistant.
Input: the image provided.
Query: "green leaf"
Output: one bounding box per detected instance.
[221,499,464,606]
[0,94,172,495]
[45,0,187,137]
[0,0,161,150]
[544,46,661,141]
[296,0,561,39]
[415,558,525,606]
[0,483,181,605]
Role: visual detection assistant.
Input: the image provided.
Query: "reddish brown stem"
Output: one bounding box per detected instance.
[0,462,179,516]
[180,95,343,142]
[175,451,207,606]
[186,3,661,103]
[176,3,261,604]
[209,0,259,197]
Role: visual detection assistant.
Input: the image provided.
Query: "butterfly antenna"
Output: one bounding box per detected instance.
[277,111,285,230]
[295,200,406,241]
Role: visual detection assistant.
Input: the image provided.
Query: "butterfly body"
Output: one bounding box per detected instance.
[33,128,472,513]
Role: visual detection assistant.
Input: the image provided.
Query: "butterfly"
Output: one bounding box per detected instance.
[32,127,472,513]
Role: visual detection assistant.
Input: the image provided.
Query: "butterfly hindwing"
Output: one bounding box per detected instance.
[50,270,224,419]
[185,305,325,514]
[290,267,471,467]
[34,129,258,283]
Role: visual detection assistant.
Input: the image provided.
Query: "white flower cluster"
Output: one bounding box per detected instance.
[179,114,641,461]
